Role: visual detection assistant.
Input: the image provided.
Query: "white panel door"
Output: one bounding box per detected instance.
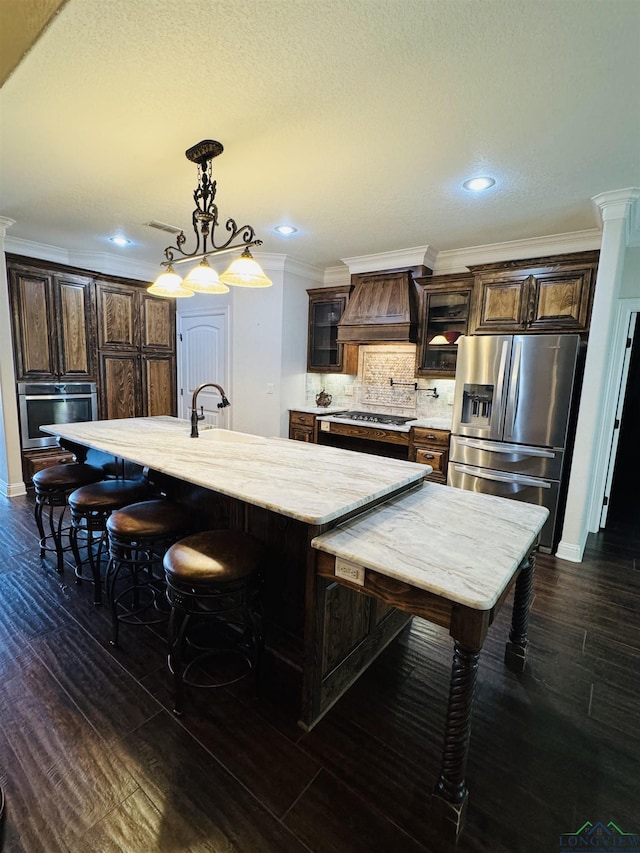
[178,309,230,428]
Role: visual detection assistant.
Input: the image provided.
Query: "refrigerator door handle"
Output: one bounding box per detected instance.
[505,339,522,440]
[455,437,556,459]
[494,340,510,433]
[452,463,553,489]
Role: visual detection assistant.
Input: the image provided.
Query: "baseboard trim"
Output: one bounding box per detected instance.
[555,540,585,563]
[0,479,27,498]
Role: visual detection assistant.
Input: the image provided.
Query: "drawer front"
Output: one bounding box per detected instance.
[415,448,447,474]
[290,426,314,442]
[411,427,450,447]
[290,411,315,427]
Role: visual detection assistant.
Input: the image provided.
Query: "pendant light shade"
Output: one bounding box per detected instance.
[182,258,230,293]
[147,139,270,298]
[148,266,194,298]
[220,247,273,288]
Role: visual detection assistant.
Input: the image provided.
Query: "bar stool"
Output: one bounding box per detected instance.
[105,499,193,648]
[163,530,265,716]
[33,462,105,574]
[68,477,151,605]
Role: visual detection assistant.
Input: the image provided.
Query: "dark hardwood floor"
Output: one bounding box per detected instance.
[0,492,638,852]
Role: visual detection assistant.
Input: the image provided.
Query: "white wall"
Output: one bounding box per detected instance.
[557,189,640,562]
[225,254,321,437]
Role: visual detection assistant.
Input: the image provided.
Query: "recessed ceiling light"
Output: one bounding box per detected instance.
[274,225,298,236]
[463,177,496,192]
[109,235,132,246]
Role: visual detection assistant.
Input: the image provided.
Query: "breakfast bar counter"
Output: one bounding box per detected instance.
[42,416,547,840]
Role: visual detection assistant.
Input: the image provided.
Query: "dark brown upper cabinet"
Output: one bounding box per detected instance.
[95,279,176,419]
[469,250,599,335]
[307,285,358,374]
[416,274,473,376]
[8,260,96,382]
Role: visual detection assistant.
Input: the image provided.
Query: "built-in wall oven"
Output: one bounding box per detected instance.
[17,382,98,449]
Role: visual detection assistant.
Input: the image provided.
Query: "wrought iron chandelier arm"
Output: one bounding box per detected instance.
[154,139,267,285]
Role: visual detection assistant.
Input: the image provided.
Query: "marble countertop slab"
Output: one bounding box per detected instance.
[311,482,548,610]
[409,416,453,431]
[41,417,426,526]
[290,406,349,415]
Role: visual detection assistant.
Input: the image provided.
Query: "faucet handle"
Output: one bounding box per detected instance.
[197,405,206,421]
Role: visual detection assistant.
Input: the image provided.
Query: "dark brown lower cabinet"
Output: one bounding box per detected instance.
[99,353,138,420]
[288,410,317,442]
[143,354,176,417]
[21,447,75,483]
[100,352,176,420]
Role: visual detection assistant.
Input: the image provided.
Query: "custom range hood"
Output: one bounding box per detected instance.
[337,247,434,345]
[337,268,425,344]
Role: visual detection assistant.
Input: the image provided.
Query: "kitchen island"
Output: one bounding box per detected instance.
[42,416,547,840]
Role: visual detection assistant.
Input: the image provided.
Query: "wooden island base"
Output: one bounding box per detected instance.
[44,417,546,844]
[314,543,538,841]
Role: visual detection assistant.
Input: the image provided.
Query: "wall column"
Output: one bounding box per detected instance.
[0,216,27,496]
[557,189,640,562]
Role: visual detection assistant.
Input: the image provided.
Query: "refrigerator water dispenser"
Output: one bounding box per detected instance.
[461,383,494,426]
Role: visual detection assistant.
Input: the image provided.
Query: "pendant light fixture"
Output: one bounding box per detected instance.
[148,139,272,297]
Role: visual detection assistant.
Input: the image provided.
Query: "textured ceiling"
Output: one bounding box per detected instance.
[1,0,639,272]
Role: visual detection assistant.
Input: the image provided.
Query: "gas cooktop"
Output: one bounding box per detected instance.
[331,411,416,426]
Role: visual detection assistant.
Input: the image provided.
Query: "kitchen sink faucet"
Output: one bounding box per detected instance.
[190,383,230,437]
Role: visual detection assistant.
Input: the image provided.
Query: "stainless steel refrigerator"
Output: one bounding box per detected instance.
[448,333,581,551]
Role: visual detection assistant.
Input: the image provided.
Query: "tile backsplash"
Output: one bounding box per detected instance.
[305,344,455,419]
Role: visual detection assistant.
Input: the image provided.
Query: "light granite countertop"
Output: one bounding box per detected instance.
[290,406,349,415]
[311,482,548,610]
[41,417,426,526]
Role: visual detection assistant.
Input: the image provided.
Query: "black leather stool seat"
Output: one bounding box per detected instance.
[32,463,105,574]
[68,479,150,605]
[163,530,265,715]
[33,463,104,492]
[164,530,265,585]
[70,479,149,512]
[105,499,193,647]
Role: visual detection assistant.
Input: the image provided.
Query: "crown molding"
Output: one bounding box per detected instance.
[341,245,436,274]
[433,229,603,274]
[3,236,159,280]
[281,255,324,282]
[322,265,351,287]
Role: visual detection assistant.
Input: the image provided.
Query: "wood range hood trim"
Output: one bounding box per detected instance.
[336,267,429,344]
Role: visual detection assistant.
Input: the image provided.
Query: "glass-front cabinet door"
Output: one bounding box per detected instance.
[307,285,356,373]
[416,275,473,376]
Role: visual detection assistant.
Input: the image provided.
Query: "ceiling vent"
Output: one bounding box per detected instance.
[145,220,183,235]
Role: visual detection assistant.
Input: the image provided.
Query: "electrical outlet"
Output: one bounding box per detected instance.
[344,386,353,397]
[447,392,455,406]
[335,558,365,586]
[266,383,274,394]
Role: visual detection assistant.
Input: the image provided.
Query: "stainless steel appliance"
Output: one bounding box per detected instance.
[18,382,98,449]
[448,334,581,551]
[331,411,416,425]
